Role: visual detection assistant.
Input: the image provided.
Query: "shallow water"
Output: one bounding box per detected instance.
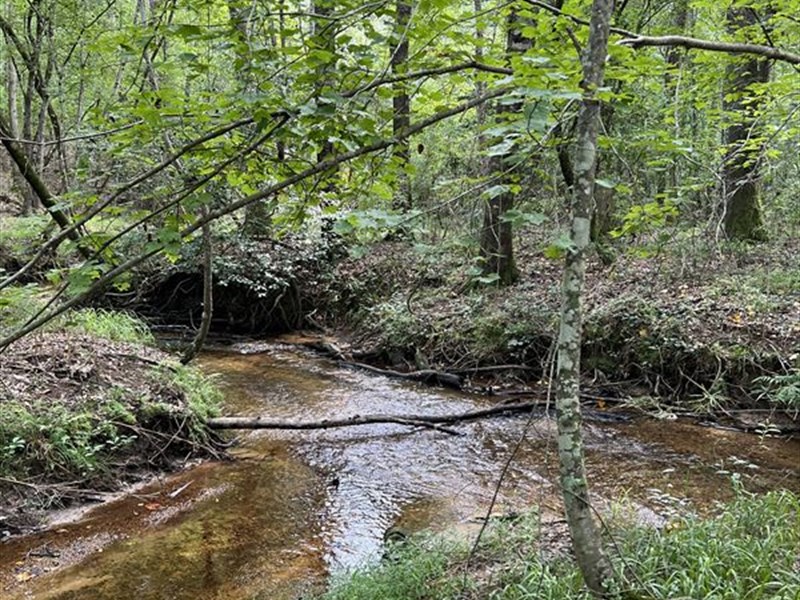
[2,341,798,599]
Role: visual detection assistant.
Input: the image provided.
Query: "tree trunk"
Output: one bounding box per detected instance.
[391,0,412,211]
[181,209,213,365]
[313,0,336,171]
[0,112,89,257]
[665,0,690,191]
[479,9,529,286]
[554,0,615,596]
[4,35,26,214]
[721,7,770,242]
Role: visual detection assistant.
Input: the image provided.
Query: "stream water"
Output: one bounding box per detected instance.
[2,340,799,599]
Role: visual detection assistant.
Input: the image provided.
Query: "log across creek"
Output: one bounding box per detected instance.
[206,401,549,436]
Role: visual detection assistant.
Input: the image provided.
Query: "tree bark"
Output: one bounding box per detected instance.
[554,0,615,596]
[312,1,336,170]
[391,0,412,211]
[721,7,770,242]
[0,112,89,257]
[180,208,213,365]
[479,9,529,286]
[207,400,546,431]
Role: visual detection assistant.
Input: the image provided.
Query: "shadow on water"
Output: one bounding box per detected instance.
[2,341,799,599]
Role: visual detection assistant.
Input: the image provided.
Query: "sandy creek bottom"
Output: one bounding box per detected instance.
[2,340,798,599]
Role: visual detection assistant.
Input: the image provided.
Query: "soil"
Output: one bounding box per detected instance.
[0,332,223,539]
[328,234,800,408]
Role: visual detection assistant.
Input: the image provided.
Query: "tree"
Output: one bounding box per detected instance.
[721,5,770,241]
[478,8,530,286]
[391,0,412,211]
[554,0,615,595]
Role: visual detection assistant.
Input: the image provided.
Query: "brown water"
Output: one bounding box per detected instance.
[2,341,799,599]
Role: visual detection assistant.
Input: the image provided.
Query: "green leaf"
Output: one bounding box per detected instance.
[482,184,510,200]
[544,233,576,259]
[500,209,548,227]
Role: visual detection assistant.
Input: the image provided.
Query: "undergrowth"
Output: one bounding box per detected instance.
[0,284,153,342]
[321,491,800,600]
[0,300,222,489]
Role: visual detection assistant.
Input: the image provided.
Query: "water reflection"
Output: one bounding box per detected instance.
[2,341,798,599]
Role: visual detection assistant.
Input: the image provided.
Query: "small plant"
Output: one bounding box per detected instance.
[154,362,222,440]
[317,492,800,600]
[0,284,48,334]
[755,369,800,412]
[323,532,466,600]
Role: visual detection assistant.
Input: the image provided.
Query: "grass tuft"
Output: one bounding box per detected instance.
[318,492,800,600]
[59,308,155,344]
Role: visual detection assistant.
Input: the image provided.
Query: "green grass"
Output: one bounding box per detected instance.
[0,296,222,487]
[320,491,800,600]
[0,284,48,334]
[151,362,223,441]
[0,285,154,345]
[59,307,156,344]
[323,533,469,600]
[0,214,51,259]
[615,491,800,599]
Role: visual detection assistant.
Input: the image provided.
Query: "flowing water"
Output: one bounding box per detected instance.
[2,340,799,599]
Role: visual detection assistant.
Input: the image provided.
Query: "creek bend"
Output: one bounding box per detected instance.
[2,340,799,599]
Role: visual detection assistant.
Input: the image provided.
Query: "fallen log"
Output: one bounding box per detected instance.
[339,360,464,390]
[206,400,547,433]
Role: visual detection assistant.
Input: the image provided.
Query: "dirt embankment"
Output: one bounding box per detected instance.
[0,332,224,538]
[320,237,800,429]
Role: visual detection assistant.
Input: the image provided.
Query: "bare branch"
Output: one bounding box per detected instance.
[521,0,800,65]
[343,61,512,98]
[0,120,142,146]
[207,401,545,432]
[619,35,800,64]
[0,88,508,351]
[0,112,89,258]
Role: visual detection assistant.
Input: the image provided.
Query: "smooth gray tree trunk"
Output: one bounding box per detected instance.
[554,0,616,596]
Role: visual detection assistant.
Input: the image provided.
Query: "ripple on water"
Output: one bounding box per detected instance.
[3,342,798,599]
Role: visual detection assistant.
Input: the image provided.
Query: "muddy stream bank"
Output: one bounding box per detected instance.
[2,340,799,599]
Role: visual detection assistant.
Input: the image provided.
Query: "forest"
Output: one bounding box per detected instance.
[0,0,799,598]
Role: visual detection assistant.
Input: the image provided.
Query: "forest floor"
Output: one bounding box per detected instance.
[0,327,224,539]
[323,231,800,431]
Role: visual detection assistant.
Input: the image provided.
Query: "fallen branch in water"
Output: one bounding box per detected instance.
[449,364,537,374]
[206,400,547,434]
[339,360,464,390]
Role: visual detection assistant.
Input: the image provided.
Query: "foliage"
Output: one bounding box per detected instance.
[0,285,48,334]
[319,491,800,600]
[0,360,221,486]
[755,370,800,412]
[158,362,223,440]
[0,214,51,262]
[1,0,797,320]
[614,490,800,599]
[0,399,138,481]
[0,303,221,486]
[60,308,155,344]
[323,533,466,600]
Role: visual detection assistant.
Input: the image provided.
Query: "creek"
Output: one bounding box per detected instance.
[2,340,799,599]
